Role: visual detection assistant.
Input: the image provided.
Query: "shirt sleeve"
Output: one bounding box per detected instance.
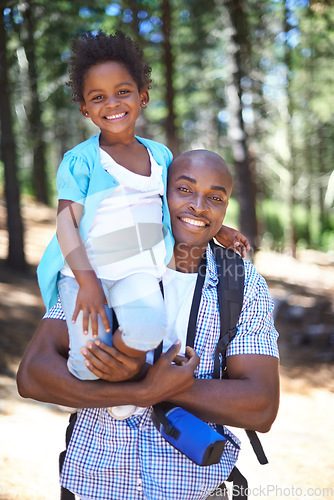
[43,298,66,321]
[56,151,91,204]
[226,260,279,358]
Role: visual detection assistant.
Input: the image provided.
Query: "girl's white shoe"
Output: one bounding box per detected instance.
[107,405,137,420]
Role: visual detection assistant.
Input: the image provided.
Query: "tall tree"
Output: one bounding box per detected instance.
[221,0,258,250]
[0,3,26,270]
[20,0,49,204]
[160,0,180,156]
[283,0,297,256]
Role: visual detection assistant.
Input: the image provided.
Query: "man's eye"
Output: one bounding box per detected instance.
[211,196,223,202]
[178,187,190,193]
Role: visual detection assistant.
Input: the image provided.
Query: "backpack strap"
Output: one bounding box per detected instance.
[226,466,248,499]
[245,430,268,465]
[210,241,245,379]
[211,241,268,466]
[59,412,77,500]
[154,255,207,361]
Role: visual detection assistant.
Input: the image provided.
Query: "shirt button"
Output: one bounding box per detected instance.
[137,486,143,491]
[137,478,143,485]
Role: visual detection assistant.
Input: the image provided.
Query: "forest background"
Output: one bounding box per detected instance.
[0,1,334,499]
[1,0,334,269]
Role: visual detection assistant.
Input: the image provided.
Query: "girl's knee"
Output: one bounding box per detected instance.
[119,311,167,351]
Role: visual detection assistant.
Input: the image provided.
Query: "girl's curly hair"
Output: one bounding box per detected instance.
[67,31,152,102]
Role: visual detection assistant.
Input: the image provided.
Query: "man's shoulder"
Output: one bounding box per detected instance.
[207,243,267,294]
[243,259,266,288]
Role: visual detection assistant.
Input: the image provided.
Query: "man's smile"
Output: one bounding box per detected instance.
[178,216,209,227]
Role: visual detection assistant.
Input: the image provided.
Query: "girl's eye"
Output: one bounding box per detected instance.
[119,89,130,95]
[92,95,104,101]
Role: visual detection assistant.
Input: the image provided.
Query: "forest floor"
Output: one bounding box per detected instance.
[0,198,334,500]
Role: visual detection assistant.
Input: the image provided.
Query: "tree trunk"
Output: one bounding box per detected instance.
[21,0,49,204]
[161,0,180,156]
[283,2,297,257]
[123,0,141,41]
[0,4,26,271]
[223,0,258,251]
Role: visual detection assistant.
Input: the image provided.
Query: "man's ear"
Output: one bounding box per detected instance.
[140,89,149,108]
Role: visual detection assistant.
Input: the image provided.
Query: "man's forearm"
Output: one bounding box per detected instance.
[16,321,198,409]
[168,378,273,432]
[18,343,150,408]
[168,355,280,433]
[16,321,145,408]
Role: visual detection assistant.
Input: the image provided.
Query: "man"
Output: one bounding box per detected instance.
[17,150,279,500]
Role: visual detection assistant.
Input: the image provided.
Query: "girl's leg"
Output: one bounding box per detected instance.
[58,274,113,380]
[106,273,167,353]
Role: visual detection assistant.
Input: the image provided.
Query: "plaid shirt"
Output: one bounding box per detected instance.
[47,245,279,500]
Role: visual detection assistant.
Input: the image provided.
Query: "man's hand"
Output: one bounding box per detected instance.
[215,224,251,258]
[138,342,200,407]
[81,340,145,382]
[72,272,111,337]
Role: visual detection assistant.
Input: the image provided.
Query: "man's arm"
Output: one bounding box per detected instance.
[167,354,279,433]
[16,318,199,409]
[83,340,279,432]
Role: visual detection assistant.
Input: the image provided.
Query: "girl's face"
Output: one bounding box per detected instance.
[80,61,149,142]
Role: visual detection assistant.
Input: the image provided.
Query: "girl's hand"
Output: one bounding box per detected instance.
[81,340,145,382]
[215,224,251,258]
[72,273,111,337]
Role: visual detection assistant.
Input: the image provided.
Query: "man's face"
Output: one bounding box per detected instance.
[167,152,232,249]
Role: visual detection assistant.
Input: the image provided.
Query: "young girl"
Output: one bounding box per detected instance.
[37,31,249,390]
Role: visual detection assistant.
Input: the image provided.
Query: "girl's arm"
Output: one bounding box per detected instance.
[215,224,251,258]
[57,200,111,336]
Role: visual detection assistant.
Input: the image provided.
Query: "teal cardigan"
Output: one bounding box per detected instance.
[37,134,174,311]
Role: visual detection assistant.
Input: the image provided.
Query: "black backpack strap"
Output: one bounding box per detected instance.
[245,430,268,465]
[153,254,207,419]
[185,253,207,349]
[226,466,248,499]
[210,241,244,378]
[154,253,207,362]
[210,241,268,466]
[59,412,77,500]
[214,466,248,499]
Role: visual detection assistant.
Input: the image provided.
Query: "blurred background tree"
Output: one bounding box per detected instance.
[0,0,333,270]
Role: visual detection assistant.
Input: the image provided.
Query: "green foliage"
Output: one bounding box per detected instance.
[258,199,286,247]
[259,198,334,252]
[2,0,334,253]
[223,197,239,230]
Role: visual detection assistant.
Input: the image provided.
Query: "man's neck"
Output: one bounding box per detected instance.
[170,243,207,273]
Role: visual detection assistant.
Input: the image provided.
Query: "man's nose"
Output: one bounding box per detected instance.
[188,195,207,213]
